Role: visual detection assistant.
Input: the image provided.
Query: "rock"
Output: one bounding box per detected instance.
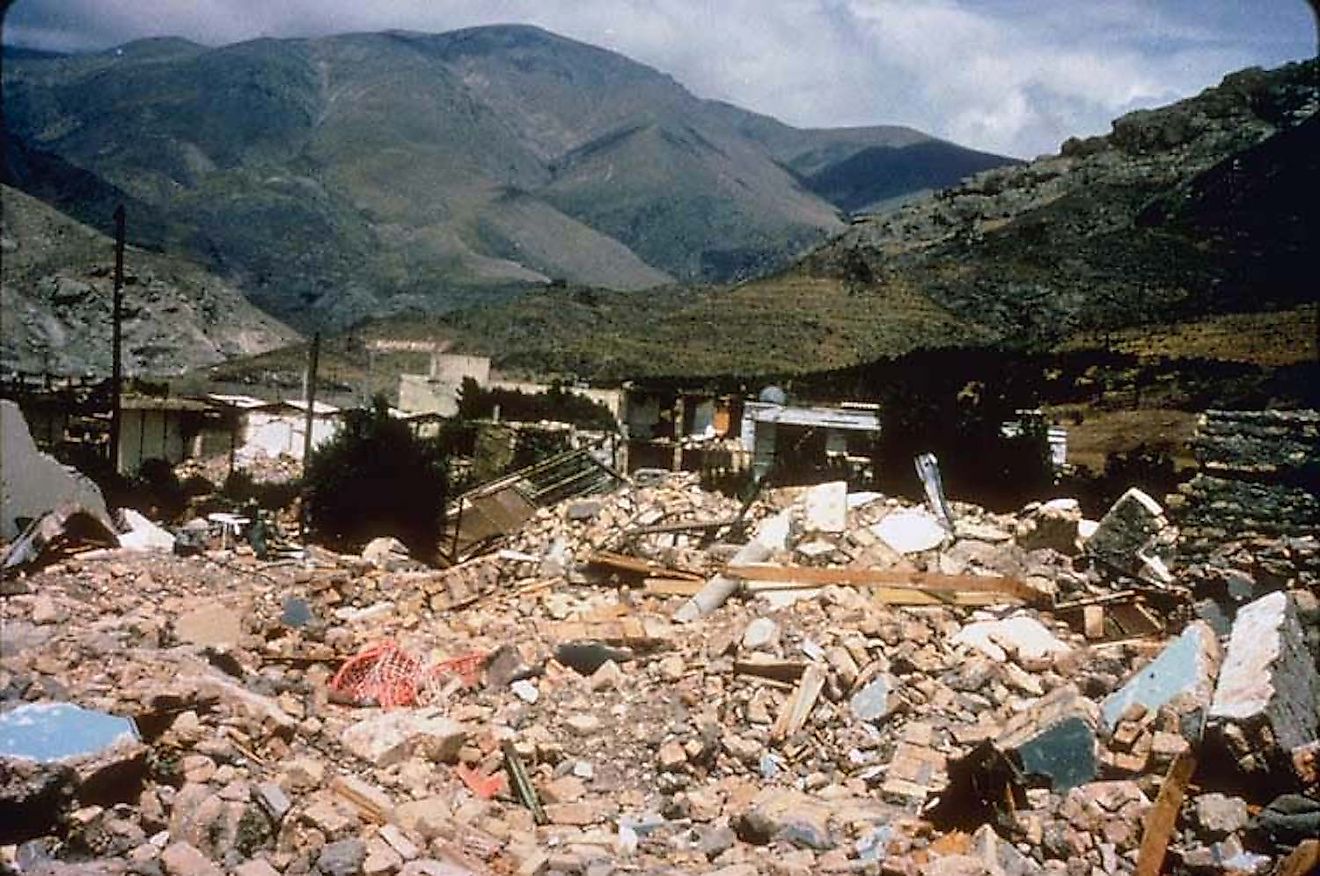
[951,614,1071,665]
[119,510,175,553]
[697,823,737,860]
[564,713,600,734]
[996,686,1099,791]
[160,842,221,876]
[657,741,687,771]
[803,481,847,533]
[1015,499,1082,555]
[232,860,281,876]
[1208,591,1320,779]
[361,537,411,570]
[872,508,946,554]
[1101,621,1220,734]
[1194,793,1250,838]
[510,680,539,703]
[318,839,367,876]
[741,618,779,652]
[377,824,419,861]
[733,790,834,850]
[1086,488,1175,583]
[253,782,291,822]
[565,499,603,521]
[589,659,625,690]
[849,676,893,723]
[484,643,533,688]
[31,596,62,625]
[341,709,468,767]
[173,604,242,648]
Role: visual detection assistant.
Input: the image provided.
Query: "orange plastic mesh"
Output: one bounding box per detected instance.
[330,641,490,708]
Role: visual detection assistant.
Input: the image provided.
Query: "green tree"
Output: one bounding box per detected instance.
[304,396,448,560]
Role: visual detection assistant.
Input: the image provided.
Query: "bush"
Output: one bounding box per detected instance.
[303,396,449,560]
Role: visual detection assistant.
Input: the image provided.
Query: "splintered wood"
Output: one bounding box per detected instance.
[770,663,826,743]
[725,564,1041,606]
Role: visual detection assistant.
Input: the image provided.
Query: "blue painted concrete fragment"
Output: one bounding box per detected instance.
[1101,623,1215,731]
[0,702,138,762]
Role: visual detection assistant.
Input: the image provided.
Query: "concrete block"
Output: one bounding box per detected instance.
[1209,591,1320,768]
[1102,621,1220,734]
[1086,487,1174,581]
[996,685,1099,791]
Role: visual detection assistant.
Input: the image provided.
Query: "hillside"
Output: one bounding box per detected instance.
[0,184,298,375]
[0,26,1013,331]
[330,58,1313,381]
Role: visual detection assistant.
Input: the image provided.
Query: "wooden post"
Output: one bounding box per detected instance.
[300,332,321,535]
[109,205,125,473]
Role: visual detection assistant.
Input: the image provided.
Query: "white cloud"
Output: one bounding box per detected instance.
[3,0,1314,156]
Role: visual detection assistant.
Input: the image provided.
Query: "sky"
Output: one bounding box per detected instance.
[3,1,1315,158]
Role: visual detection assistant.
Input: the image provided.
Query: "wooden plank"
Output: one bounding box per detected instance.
[733,658,806,684]
[1276,840,1320,876]
[1134,751,1196,876]
[644,578,705,596]
[742,580,1018,606]
[626,517,739,537]
[726,564,1037,603]
[589,551,705,581]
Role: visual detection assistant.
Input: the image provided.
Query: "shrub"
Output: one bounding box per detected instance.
[303,396,449,560]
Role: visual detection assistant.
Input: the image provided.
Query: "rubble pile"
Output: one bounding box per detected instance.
[2,452,1319,873]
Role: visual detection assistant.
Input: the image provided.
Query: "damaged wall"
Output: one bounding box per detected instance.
[1,399,112,540]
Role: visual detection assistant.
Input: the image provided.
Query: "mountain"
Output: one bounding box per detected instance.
[334,58,1316,380]
[0,184,298,375]
[1,25,1014,331]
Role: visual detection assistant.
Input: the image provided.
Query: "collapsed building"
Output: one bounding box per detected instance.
[0,405,1316,876]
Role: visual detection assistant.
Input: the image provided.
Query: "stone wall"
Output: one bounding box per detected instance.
[1173,409,1320,590]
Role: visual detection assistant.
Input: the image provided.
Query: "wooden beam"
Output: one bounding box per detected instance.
[1134,751,1196,876]
[727,564,1037,604]
[1276,840,1320,876]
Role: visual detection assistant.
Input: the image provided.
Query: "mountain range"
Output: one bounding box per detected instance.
[385,57,1316,379]
[1,24,1012,339]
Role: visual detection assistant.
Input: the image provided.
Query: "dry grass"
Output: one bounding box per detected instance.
[1060,305,1318,367]
[1045,405,1201,472]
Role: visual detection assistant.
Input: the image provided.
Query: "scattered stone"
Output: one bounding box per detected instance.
[318,838,367,876]
[1015,498,1082,555]
[172,604,242,648]
[951,614,1071,665]
[872,508,946,554]
[741,618,779,652]
[849,676,893,723]
[160,842,221,876]
[1194,792,1250,838]
[340,709,468,767]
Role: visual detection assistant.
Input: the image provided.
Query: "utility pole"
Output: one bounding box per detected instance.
[300,332,321,535]
[109,205,126,473]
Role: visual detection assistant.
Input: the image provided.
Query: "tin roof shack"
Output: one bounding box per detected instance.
[116,395,233,477]
[741,399,881,484]
[207,395,344,465]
